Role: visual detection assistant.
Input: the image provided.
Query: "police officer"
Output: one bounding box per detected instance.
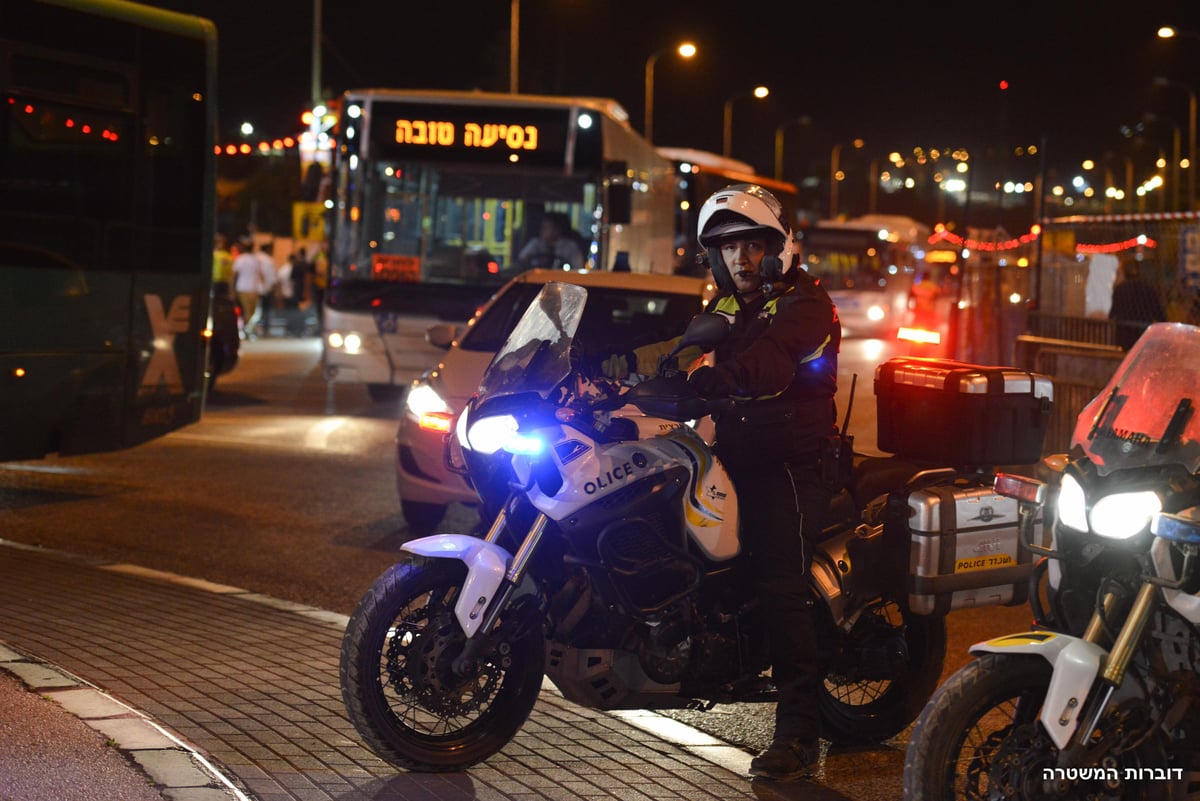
[689,185,841,780]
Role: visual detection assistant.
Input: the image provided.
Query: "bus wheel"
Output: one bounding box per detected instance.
[367,384,402,403]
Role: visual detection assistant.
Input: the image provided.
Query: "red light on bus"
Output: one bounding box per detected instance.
[81,124,91,134]
[487,261,499,273]
[23,104,34,114]
[65,118,75,128]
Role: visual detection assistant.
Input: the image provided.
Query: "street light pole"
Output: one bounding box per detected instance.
[722,85,769,158]
[773,116,811,181]
[829,138,863,219]
[829,143,842,219]
[1154,77,1197,209]
[510,0,519,93]
[644,42,696,145]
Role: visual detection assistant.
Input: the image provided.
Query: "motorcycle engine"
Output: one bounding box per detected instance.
[596,517,701,614]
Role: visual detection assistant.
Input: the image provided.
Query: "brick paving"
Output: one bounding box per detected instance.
[0,541,800,801]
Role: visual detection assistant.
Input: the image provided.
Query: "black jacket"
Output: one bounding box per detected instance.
[704,271,841,469]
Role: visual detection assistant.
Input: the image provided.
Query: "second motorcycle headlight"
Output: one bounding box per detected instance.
[463,414,543,456]
[1057,473,1162,540]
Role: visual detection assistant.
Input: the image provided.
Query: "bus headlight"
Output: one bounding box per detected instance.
[326,331,363,354]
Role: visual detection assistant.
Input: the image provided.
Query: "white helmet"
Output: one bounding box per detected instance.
[696,184,795,292]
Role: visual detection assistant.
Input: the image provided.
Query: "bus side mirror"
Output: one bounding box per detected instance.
[608,183,632,225]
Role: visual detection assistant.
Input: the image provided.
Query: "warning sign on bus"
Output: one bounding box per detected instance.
[371,254,420,282]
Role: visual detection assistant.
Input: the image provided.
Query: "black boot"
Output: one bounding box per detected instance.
[749,737,820,781]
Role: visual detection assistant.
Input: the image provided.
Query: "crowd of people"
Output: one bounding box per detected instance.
[213,234,327,339]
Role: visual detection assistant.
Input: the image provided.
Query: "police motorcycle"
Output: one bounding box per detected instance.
[338,280,1040,772]
[904,322,1200,801]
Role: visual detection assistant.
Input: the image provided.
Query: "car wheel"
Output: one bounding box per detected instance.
[402,499,447,531]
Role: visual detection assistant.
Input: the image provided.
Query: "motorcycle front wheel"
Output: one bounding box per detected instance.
[340,559,546,771]
[903,652,1173,801]
[819,597,946,744]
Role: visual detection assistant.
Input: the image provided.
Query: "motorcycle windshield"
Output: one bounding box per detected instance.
[476,282,587,402]
[1072,322,1200,475]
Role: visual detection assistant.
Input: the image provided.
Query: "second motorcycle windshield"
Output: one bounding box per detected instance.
[1072,322,1200,475]
[477,282,587,402]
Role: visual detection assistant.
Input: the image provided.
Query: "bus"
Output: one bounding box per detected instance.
[1,0,217,461]
[796,214,931,337]
[322,89,678,400]
[656,146,799,276]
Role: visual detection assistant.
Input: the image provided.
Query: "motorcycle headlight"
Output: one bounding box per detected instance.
[405,383,454,433]
[1056,472,1162,540]
[463,414,543,456]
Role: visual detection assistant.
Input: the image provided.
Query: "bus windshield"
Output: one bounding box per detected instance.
[798,215,930,337]
[333,159,595,287]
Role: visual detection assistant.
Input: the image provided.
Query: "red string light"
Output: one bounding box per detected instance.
[929,227,1158,254]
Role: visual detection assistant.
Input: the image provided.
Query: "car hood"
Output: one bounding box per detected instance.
[424,348,496,412]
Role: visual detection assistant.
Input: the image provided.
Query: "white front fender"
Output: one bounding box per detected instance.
[402,534,513,638]
[970,631,1107,750]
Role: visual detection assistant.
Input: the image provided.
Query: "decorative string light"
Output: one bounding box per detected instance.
[929,225,1160,254]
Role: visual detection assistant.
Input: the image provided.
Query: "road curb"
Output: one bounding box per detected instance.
[0,642,249,801]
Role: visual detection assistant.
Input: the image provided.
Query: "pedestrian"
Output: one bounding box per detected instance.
[212,233,233,294]
[1108,260,1165,350]
[231,239,262,340]
[606,184,842,781]
[283,249,312,337]
[311,244,328,334]
[254,242,278,337]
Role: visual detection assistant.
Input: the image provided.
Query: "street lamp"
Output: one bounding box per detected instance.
[1153,76,1197,209]
[829,138,864,219]
[1158,25,1200,42]
[643,41,697,145]
[722,85,769,158]
[773,115,812,181]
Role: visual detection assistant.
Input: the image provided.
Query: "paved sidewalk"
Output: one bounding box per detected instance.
[0,539,835,801]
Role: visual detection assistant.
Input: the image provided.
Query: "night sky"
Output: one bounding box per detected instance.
[147,0,1200,190]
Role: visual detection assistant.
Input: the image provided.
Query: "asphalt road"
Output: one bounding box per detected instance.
[0,335,1035,799]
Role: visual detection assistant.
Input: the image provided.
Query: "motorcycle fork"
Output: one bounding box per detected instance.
[451,510,550,676]
[1063,581,1158,762]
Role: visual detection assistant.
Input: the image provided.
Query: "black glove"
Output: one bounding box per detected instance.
[687,365,738,396]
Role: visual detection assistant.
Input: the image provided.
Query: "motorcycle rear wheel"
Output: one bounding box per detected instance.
[340,559,545,771]
[819,598,946,744]
[903,652,1173,801]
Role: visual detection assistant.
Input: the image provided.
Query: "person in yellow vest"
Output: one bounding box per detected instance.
[212,233,234,291]
[311,244,329,334]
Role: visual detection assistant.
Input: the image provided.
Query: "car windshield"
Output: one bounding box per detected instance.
[477,283,587,402]
[1072,322,1200,476]
[460,281,702,357]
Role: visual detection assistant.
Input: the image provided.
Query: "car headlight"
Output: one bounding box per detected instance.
[463,413,543,456]
[1056,472,1161,540]
[405,383,454,433]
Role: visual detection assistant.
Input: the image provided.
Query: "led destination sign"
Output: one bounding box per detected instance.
[369,102,582,167]
[394,119,539,151]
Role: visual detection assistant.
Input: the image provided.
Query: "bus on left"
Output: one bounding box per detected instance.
[1,0,218,461]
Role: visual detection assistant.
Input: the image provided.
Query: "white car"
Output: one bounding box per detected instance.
[395,268,717,529]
